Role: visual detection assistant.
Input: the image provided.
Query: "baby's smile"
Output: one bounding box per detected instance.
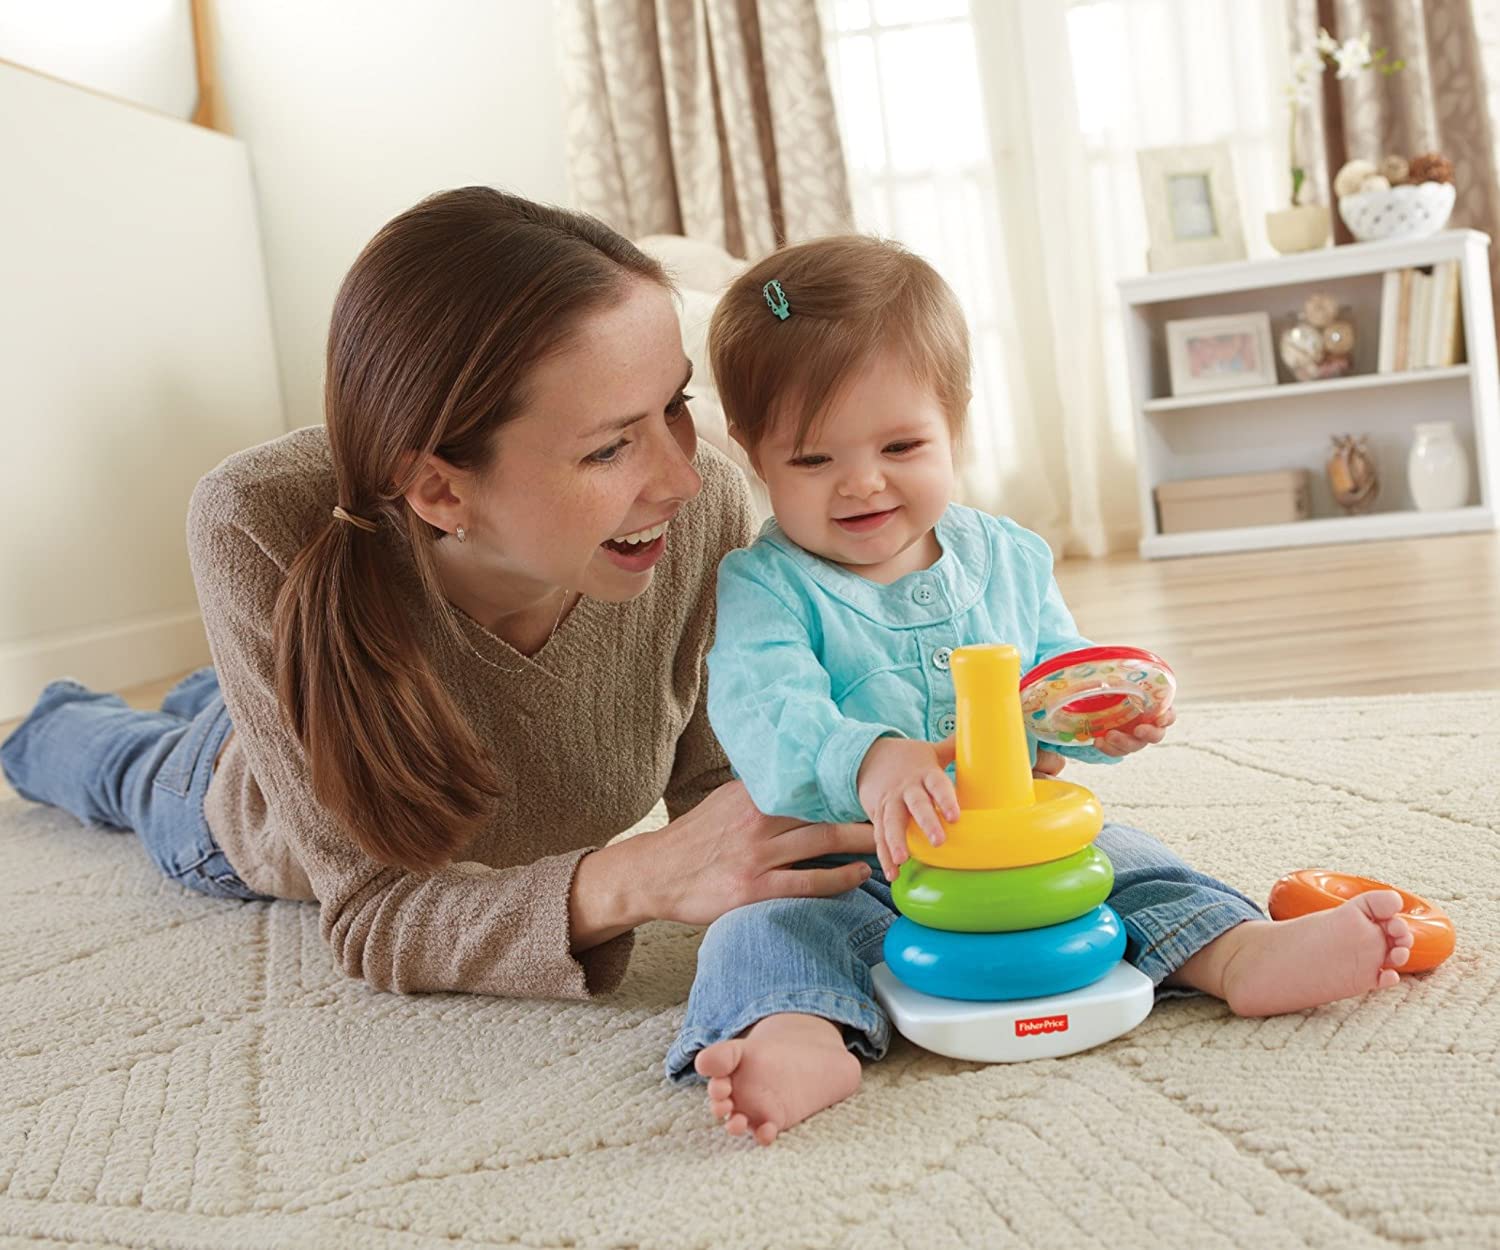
[832,506,900,533]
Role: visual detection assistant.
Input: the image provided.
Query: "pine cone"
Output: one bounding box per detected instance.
[1408,152,1455,185]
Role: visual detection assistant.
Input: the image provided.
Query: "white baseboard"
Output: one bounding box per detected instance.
[0,610,211,722]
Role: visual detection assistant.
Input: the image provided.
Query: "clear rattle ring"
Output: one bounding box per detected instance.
[1019,645,1176,747]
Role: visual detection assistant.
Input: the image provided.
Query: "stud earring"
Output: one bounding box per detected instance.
[455,526,467,543]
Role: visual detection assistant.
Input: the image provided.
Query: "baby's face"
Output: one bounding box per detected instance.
[745,353,956,582]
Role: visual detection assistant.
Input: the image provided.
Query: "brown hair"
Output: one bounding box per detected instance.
[708,235,971,454]
[272,186,667,872]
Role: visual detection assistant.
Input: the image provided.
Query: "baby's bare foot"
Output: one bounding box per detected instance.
[1217,890,1415,1016]
[693,1012,861,1146]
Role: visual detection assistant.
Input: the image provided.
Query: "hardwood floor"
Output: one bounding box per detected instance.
[4,531,1499,801]
[1053,531,1500,701]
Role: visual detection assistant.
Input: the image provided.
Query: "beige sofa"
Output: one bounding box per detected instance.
[635,233,771,521]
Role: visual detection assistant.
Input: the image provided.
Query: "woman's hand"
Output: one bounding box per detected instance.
[625,780,879,929]
[1092,707,1176,757]
[855,737,961,881]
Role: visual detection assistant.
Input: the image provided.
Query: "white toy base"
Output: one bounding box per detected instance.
[871,960,1154,1062]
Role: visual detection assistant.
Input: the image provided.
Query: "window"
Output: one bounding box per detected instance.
[820,0,1024,498]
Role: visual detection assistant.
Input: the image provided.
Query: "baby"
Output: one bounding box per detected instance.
[668,235,1414,1146]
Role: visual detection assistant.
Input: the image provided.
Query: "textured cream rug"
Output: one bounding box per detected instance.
[3,693,1497,1250]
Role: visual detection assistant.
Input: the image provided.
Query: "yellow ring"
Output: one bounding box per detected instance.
[905,778,1104,870]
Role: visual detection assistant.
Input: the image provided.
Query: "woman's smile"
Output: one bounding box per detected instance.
[600,514,674,570]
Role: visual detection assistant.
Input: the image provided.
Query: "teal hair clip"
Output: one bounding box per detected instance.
[763,279,791,321]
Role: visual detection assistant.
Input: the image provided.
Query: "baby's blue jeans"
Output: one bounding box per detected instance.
[666,824,1263,1083]
[0,670,266,901]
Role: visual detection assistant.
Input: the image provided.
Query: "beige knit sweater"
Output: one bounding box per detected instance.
[188,427,754,1000]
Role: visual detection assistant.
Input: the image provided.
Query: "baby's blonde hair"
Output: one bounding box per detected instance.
[708,235,971,454]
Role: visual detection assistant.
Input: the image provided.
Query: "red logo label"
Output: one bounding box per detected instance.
[1015,1014,1069,1037]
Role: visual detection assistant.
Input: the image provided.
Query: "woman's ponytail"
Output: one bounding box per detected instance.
[273,511,497,871]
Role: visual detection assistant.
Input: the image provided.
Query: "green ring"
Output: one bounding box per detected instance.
[891,845,1114,933]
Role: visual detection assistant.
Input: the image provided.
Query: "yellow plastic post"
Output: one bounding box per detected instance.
[952,645,1035,811]
[906,644,1104,870]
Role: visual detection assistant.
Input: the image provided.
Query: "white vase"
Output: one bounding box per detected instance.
[1406,421,1471,511]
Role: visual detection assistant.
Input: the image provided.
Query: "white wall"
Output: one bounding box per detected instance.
[0,61,285,718]
[210,0,574,430]
[0,3,572,713]
[0,0,198,119]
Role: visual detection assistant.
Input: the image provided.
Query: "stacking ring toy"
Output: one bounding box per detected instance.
[1020,646,1176,747]
[882,905,1127,1001]
[1268,870,1456,973]
[907,646,1103,870]
[892,845,1114,933]
[906,778,1102,869]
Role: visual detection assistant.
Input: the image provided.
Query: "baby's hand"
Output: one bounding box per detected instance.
[1033,748,1066,778]
[855,737,958,881]
[1093,707,1176,757]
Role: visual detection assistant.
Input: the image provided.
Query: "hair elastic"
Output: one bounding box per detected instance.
[763,279,791,321]
[331,505,378,533]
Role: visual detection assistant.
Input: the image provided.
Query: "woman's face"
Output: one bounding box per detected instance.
[460,280,703,605]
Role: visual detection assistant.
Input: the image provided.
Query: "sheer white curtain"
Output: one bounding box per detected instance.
[821,0,1289,555]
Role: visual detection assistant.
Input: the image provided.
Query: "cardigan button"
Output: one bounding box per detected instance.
[912,585,935,604]
[932,647,953,670]
[937,713,957,736]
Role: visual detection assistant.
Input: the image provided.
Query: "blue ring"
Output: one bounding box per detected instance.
[882,905,1127,1001]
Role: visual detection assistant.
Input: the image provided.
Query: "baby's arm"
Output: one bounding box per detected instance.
[1013,520,1171,763]
[1037,573,1176,755]
[706,552,902,826]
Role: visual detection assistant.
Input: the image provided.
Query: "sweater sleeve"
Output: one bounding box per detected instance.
[706,551,901,823]
[999,518,1117,769]
[187,474,632,999]
[663,452,760,821]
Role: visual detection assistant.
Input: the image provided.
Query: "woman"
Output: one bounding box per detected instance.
[0,186,875,999]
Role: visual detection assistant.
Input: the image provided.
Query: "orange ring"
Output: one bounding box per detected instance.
[1267,869,1456,973]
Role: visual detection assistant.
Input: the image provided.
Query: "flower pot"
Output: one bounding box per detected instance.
[1265,204,1331,253]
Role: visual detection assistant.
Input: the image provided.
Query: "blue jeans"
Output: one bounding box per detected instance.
[0,669,265,901]
[665,823,1263,1083]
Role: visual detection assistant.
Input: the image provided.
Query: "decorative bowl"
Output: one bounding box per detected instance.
[1338,181,1456,242]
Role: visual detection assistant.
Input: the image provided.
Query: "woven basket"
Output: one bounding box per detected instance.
[1338,181,1456,242]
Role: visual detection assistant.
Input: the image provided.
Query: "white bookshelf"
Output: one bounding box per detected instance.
[1118,229,1499,559]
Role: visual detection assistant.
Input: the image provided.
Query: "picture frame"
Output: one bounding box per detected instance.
[1165,312,1277,396]
[1137,143,1247,272]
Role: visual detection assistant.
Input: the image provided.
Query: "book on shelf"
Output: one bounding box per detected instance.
[1377,269,1400,372]
[1379,262,1465,373]
[1429,260,1464,368]
[1407,269,1430,369]
[1391,268,1414,371]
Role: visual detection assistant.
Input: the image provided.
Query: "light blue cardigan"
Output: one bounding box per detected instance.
[706,503,1115,824]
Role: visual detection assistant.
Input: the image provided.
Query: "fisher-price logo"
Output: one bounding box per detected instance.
[1015,1013,1069,1037]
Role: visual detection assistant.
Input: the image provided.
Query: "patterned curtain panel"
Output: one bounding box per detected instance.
[559,0,852,259]
[1289,0,1500,317]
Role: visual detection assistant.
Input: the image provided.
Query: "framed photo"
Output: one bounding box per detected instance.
[1165,312,1276,396]
[1137,143,1247,271]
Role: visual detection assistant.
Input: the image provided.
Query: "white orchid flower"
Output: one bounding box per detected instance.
[1292,49,1325,81]
[1332,33,1374,79]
